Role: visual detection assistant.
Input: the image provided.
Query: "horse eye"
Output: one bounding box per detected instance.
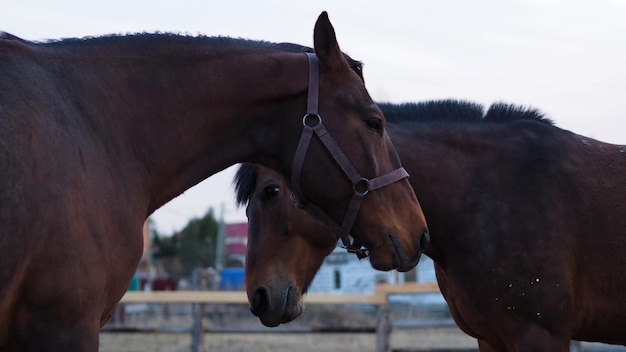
[262,185,280,201]
[366,118,383,133]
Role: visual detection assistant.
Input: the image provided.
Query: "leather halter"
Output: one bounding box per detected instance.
[290,52,410,259]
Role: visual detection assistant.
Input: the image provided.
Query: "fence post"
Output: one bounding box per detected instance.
[190,268,205,352]
[376,301,392,352]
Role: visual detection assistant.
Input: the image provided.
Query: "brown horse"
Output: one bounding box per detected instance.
[0,13,429,351]
[235,100,626,351]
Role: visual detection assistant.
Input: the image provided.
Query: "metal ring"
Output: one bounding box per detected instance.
[302,113,322,127]
[353,178,369,196]
[289,192,297,203]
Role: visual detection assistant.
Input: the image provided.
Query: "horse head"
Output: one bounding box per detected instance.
[279,12,428,272]
[235,164,336,327]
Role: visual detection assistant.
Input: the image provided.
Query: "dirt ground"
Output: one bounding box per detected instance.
[99,326,478,352]
[99,328,626,352]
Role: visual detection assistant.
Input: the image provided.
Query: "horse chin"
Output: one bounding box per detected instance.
[390,233,423,272]
[368,234,422,272]
[281,287,305,323]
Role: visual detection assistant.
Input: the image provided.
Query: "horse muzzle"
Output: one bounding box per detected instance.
[387,228,429,272]
[249,284,304,327]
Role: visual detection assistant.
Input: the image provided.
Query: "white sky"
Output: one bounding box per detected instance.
[3,1,626,234]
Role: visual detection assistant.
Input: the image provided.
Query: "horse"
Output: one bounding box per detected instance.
[0,12,429,351]
[235,100,626,351]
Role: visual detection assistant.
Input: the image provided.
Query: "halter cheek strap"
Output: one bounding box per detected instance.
[290,52,410,259]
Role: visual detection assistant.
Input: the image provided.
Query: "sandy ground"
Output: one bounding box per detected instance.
[99,328,626,352]
[99,326,478,352]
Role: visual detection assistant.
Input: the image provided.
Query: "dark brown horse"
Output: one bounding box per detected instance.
[0,13,429,351]
[235,100,626,351]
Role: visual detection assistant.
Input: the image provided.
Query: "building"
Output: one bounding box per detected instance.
[223,222,247,267]
[307,247,397,293]
[222,221,445,309]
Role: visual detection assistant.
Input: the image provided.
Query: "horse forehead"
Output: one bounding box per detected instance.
[321,87,377,120]
[320,63,369,97]
[256,167,288,187]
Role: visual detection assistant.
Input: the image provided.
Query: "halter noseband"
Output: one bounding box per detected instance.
[290,52,410,259]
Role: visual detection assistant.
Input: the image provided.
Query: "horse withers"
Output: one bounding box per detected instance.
[236,100,626,351]
[0,13,428,351]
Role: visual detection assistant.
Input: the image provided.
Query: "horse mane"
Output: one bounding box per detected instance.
[380,100,553,126]
[31,33,298,53]
[21,32,363,71]
[233,163,259,207]
[0,32,26,41]
[484,102,553,124]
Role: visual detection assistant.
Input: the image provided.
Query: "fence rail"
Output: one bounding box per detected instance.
[117,282,441,352]
[120,290,388,305]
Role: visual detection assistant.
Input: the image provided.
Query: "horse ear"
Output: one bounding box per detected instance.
[313,11,348,71]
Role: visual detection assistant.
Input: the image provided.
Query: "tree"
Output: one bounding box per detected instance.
[152,208,219,277]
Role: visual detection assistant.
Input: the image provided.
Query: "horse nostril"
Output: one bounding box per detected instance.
[250,286,270,316]
[419,229,430,251]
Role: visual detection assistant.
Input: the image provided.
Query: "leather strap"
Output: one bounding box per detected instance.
[290,52,409,259]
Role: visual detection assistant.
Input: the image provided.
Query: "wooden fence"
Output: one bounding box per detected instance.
[115,282,596,352]
[117,282,442,352]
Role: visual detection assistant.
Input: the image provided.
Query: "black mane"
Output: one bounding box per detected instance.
[14,32,362,71]
[233,163,259,207]
[0,32,25,41]
[484,102,552,124]
[26,33,306,61]
[9,32,362,81]
[380,100,553,126]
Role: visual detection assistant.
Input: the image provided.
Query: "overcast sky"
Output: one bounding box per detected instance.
[3,1,625,234]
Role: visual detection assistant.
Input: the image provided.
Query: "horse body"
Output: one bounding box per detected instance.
[396,115,626,350]
[0,13,428,351]
[238,100,626,350]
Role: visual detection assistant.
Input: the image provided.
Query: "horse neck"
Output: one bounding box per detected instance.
[389,123,520,258]
[46,38,308,214]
